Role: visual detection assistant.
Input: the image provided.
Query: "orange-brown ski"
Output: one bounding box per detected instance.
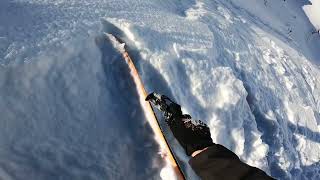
[106,33,185,180]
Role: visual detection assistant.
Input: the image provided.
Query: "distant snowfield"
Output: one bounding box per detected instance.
[1,0,320,180]
[303,0,320,30]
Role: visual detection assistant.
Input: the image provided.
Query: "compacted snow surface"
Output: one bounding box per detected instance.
[1,0,320,180]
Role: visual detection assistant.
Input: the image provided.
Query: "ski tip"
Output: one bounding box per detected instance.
[100,18,126,42]
[104,33,125,44]
[104,33,126,53]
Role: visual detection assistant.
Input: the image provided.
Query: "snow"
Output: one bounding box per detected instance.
[303,0,320,30]
[106,33,125,53]
[1,0,320,180]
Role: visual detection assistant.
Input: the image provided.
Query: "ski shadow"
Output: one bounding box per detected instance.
[95,32,164,179]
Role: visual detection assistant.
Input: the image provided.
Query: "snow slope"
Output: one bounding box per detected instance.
[1,0,320,180]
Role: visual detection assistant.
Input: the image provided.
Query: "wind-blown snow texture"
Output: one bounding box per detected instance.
[1,0,320,180]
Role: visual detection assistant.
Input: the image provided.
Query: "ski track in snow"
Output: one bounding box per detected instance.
[1,0,320,180]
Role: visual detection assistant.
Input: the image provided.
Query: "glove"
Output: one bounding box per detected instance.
[163,102,214,156]
[145,92,214,156]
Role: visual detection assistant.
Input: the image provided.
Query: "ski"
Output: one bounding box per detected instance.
[105,33,185,180]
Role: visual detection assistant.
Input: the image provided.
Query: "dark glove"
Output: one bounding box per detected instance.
[146,92,214,156]
[166,106,214,156]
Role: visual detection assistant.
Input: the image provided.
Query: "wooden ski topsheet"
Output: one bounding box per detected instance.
[106,33,185,180]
